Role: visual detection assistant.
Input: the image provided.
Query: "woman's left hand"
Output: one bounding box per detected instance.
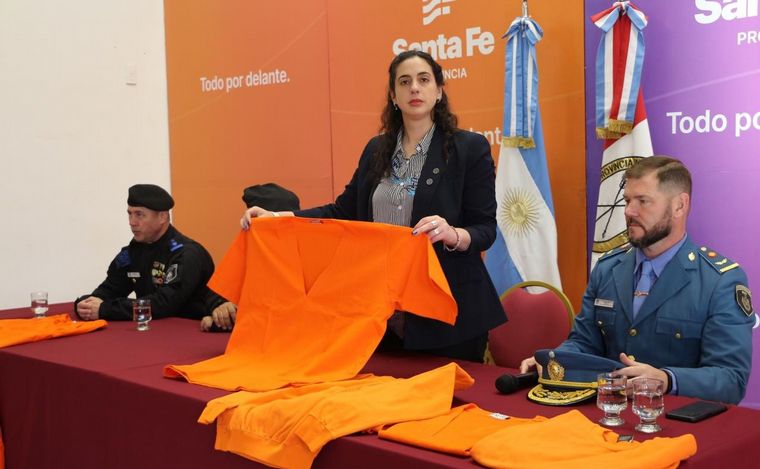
[412,215,457,246]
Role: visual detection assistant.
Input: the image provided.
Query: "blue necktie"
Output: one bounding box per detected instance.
[633,260,655,318]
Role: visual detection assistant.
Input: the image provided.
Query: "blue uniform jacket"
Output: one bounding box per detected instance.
[559,237,753,404]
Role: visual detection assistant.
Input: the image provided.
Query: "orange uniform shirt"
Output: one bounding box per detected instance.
[470,409,697,469]
[199,362,474,469]
[165,218,457,391]
[0,313,107,348]
[378,403,546,456]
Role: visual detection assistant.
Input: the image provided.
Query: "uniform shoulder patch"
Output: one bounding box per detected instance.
[736,285,753,317]
[598,243,631,262]
[115,248,131,268]
[697,246,740,274]
[169,238,185,252]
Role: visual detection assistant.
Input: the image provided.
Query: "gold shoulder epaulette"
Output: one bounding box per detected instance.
[698,246,740,274]
[598,243,631,262]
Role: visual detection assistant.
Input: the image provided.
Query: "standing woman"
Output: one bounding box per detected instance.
[241,50,505,362]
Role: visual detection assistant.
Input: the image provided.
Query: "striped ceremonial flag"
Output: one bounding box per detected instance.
[485,15,562,295]
[590,2,653,269]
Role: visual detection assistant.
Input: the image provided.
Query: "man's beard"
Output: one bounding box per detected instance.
[627,211,672,249]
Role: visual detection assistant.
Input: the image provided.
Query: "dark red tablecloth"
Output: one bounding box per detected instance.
[1,304,757,468]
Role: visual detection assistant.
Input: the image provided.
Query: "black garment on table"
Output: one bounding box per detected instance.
[75,225,224,321]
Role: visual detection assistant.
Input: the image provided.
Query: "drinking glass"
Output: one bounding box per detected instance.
[132,298,152,331]
[30,291,49,318]
[597,372,627,426]
[632,378,665,433]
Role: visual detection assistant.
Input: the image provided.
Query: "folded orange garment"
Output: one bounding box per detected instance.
[470,409,697,469]
[0,313,107,348]
[200,362,474,469]
[165,218,457,391]
[378,403,546,456]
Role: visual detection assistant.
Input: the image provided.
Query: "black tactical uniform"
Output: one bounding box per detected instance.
[75,225,224,320]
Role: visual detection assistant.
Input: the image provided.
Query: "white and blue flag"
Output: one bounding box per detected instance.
[485,15,562,295]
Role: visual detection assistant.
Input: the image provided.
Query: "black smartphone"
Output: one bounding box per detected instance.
[665,400,728,423]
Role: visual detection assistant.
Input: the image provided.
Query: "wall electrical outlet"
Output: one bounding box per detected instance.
[125,63,138,85]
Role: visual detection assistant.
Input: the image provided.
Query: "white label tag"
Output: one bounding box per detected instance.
[489,412,510,420]
[594,298,614,308]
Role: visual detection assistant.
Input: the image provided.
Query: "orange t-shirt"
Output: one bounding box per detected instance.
[378,403,546,456]
[470,409,697,469]
[199,362,474,469]
[165,218,457,391]
[0,313,107,348]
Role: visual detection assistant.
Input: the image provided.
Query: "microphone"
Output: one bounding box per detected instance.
[495,372,539,394]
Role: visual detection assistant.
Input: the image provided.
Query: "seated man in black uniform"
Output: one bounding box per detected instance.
[76,184,223,321]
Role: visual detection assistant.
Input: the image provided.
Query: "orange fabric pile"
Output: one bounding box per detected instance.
[0,313,107,348]
[378,403,546,456]
[198,363,473,469]
[470,409,697,469]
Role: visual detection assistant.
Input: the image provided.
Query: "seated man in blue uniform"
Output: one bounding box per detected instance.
[75,184,226,321]
[521,156,754,404]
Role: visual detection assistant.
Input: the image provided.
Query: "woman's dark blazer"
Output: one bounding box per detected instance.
[297,129,506,349]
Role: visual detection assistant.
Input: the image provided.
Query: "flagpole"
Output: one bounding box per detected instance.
[522,0,529,18]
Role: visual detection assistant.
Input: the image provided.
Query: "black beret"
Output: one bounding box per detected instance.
[127,184,175,211]
[242,183,300,211]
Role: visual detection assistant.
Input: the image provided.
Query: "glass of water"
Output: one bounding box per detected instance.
[632,377,665,433]
[31,291,49,318]
[132,298,152,331]
[597,372,627,426]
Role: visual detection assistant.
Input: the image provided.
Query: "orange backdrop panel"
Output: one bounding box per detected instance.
[325,1,586,309]
[164,0,334,260]
[164,0,586,310]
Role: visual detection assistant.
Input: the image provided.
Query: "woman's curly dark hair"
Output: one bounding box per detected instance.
[368,50,458,184]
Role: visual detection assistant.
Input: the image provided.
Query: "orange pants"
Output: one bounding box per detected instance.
[199,362,473,469]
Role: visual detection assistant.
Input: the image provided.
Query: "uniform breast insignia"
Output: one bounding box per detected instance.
[736,285,753,317]
[165,264,179,284]
[699,247,739,274]
[151,261,166,285]
[688,252,696,262]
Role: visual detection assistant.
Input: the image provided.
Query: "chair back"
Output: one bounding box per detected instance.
[487,280,574,368]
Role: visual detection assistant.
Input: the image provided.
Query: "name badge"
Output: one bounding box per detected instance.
[127,272,141,278]
[594,298,614,308]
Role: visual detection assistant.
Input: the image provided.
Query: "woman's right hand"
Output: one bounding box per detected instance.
[240,206,295,229]
[241,206,271,229]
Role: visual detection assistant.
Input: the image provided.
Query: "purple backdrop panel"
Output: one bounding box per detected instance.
[584,1,760,407]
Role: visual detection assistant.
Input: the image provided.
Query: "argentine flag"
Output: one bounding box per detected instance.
[485,15,562,295]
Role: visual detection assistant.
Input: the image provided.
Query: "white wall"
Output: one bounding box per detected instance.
[0,1,170,309]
